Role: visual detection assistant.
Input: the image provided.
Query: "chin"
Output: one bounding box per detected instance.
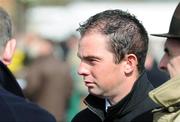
[89,89,99,95]
[89,90,105,98]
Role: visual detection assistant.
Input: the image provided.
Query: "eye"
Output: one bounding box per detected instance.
[82,56,101,65]
[87,58,98,65]
[164,48,170,57]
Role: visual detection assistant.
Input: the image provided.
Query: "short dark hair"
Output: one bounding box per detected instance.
[77,9,149,73]
[0,7,12,47]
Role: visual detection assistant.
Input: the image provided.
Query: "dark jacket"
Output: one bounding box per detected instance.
[0,61,56,122]
[72,72,158,122]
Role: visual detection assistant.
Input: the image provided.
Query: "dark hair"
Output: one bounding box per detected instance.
[0,7,12,47]
[77,9,149,73]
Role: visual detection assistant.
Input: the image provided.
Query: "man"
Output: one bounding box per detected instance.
[0,7,56,121]
[23,34,72,122]
[149,2,180,122]
[72,9,158,122]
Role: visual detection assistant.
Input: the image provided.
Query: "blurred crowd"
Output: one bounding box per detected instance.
[8,29,169,122]
[8,33,88,122]
[1,1,173,122]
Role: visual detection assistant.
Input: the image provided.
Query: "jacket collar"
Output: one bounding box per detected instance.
[149,76,180,107]
[108,71,153,117]
[84,95,105,121]
[0,61,24,97]
[84,71,153,120]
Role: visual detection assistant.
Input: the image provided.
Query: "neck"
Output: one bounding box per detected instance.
[108,72,139,105]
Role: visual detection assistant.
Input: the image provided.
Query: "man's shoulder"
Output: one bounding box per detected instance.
[0,88,56,122]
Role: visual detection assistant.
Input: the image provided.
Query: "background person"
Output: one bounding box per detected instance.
[149,2,180,122]
[0,7,56,122]
[22,33,73,122]
[145,52,169,87]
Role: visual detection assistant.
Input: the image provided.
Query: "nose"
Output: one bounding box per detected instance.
[159,54,167,72]
[77,62,90,76]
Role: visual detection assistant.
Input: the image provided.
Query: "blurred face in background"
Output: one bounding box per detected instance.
[159,39,180,78]
[23,33,53,58]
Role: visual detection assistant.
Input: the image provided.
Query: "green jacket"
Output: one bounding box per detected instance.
[149,76,180,122]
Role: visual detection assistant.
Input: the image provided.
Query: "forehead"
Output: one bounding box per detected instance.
[78,32,111,56]
[165,38,180,47]
[79,32,108,49]
[165,38,180,54]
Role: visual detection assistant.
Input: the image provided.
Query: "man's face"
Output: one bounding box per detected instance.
[159,39,180,78]
[77,32,126,98]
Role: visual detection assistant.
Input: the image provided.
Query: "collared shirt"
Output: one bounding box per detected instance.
[105,98,111,112]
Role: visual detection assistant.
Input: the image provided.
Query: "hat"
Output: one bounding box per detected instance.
[151,3,180,39]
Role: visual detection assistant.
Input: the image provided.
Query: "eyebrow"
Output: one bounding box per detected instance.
[77,53,101,60]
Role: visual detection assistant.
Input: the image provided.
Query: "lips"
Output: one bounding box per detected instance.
[84,80,94,87]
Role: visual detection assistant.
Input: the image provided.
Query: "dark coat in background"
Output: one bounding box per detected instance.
[146,60,169,88]
[24,55,73,122]
[0,61,56,122]
[72,72,158,122]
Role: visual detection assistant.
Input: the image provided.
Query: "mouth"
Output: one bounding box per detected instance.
[84,81,94,87]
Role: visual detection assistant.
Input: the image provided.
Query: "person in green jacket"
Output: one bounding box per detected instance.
[149,2,180,122]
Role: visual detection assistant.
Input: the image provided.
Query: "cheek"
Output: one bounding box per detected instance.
[168,57,180,67]
[167,57,180,77]
[92,63,122,86]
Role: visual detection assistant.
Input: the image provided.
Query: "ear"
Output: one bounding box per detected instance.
[124,54,138,74]
[2,39,16,65]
